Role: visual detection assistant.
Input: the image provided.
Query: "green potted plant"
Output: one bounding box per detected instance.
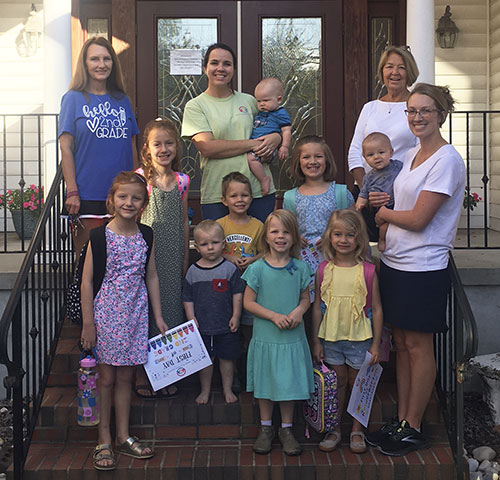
[0,184,44,239]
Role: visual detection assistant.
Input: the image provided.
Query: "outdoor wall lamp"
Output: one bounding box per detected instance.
[436,5,459,49]
[16,4,43,57]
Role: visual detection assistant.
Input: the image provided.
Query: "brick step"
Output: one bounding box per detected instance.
[36,383,446,442]
[17,440,457,480]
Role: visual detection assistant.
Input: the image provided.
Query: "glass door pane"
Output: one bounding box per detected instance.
[157,19,217,193]
[261,18,322,191]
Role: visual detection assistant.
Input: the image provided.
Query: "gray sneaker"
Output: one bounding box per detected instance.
[253,425,274,454]
[278,427,302,456]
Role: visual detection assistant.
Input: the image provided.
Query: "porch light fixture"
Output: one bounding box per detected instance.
[17,4,43,57]
[436,5,459,49]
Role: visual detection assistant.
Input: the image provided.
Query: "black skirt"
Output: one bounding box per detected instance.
[379,261,450,333]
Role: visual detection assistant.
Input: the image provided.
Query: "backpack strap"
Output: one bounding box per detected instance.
[334,183,348,210]
[138,223,154,270]
[175,171,190,200]
[363,261,376,313]
[89,225,107,297]
[283,188,298,215]
[317,260,329,291]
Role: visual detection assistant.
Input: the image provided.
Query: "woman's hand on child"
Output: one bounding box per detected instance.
[253,133,281,158]
[368,191,390,208]
[81,324,96,350]
[229,316,239,333]
[375,206,389,227]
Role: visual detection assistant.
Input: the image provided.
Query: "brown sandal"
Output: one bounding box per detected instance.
[93,444,116,471]
[116,436,153,459]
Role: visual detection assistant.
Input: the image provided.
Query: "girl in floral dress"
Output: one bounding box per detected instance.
[80,171,168,471]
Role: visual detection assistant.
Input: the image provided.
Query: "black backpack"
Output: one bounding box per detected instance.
[66,223,154,324]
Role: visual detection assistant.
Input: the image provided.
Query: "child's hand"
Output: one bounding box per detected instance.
[224,254,241,267]
[312,339,324,363]
[229,316,239,332]
[156,318,169,335]
[355,197,367,211]
[368,344,380,364]
[314,237,322,249]
[278,146,289,161]
[81,324,96,351]
[287,310,302,329]
[272,313,290,330]
[238,256,255,269]
[300,235,309,248]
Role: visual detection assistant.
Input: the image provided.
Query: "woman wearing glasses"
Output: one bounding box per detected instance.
[366,84,465,456]
[348,45,420,240]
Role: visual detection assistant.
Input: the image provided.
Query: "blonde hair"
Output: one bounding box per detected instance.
[139,118,183,184]
[408,83,455,127]
[261,209,301,259]
[106,171,149,215]
[377,45,419,88]
[69,37,126,96]
[290,135,337,183]
[255,77,284,98]
[193,220,224,243]
[321,210,369,262]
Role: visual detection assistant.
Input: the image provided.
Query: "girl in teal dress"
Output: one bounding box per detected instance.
[242,209,314,456]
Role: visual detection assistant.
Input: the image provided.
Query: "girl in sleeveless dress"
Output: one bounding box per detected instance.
[135,118,190,398]
[80,171,168,471]
[242,210,314,456]
[311,209,382,454]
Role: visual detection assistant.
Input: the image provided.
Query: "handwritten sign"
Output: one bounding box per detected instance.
[299,237,324,302]
[347,352,383,427]
[170,49,202,75]
[144,320,212,391]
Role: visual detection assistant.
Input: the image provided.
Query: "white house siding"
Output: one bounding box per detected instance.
[0,2,45,231]
[490,0,500,230]
[435,0,488,229]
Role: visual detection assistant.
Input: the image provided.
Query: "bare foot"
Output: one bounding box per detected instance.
[224,389,238,404]
[378,239,386,252]
[195,391,210,404]
[261,176,271,196]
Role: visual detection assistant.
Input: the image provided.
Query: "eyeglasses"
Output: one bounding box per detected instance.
[405,108,442,118]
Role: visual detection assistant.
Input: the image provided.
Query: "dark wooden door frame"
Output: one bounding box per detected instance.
[241,0,345,181]
[136,1,238,137]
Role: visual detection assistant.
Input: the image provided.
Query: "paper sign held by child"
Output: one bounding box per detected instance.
[144,320,212,391]
[299,237,324,302]
[347,352,383,428]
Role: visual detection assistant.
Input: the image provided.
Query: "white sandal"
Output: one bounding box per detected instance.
[319,430,341,452]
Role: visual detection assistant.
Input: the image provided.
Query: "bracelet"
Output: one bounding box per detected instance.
[66,191,80,199]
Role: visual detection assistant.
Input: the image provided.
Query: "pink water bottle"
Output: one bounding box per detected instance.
[77,351,99,426]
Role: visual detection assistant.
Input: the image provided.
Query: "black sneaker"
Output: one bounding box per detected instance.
[377,420,429,456]
[365,417,399,447]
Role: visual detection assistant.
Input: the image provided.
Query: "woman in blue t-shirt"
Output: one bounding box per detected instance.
[59,37,139,255]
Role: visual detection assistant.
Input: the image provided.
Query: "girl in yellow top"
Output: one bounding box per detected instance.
[312,210,383,454]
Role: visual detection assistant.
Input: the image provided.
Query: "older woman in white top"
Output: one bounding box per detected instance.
[367,84,465,457]
[348,46,420,187]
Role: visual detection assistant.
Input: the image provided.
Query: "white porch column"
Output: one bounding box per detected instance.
[43,0,72,185]
[407,0,435,84]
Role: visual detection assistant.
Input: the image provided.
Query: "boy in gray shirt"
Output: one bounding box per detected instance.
[355,132,403,252]
[183,220,245,404]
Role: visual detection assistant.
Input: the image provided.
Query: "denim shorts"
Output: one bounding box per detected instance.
[322,339,372,369]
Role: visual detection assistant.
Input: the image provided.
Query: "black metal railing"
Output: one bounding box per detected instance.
[435,255,478,479]
[447,110,500,249]
[1,113,59,253]
[0,164,73,479]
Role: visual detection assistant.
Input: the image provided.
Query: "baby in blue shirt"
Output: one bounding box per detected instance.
[355,132,403,252]
[248,78,292,196]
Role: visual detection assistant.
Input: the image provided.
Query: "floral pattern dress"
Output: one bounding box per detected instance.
[94,228,149,365]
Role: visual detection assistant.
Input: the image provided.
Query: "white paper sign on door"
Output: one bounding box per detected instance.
[170,49,202,75]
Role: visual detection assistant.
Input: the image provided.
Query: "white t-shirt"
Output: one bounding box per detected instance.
[348,100,419,174]
[381,144,465,272]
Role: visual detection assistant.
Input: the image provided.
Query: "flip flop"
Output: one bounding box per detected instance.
[93,444,116,471]
[134,384,158,399]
